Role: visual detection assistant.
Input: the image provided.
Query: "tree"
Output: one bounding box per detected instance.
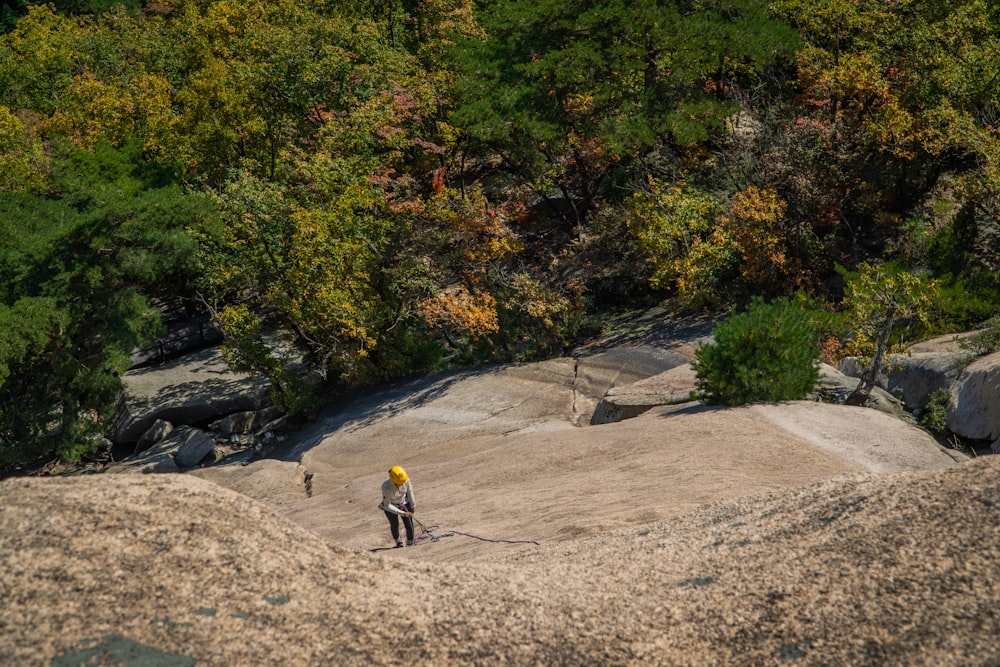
[450,0,801,229]
[772,0,1000,273]
[624,177,735,308]
[0,104,47,190]
[841,262,939,405]
[0,139,209,465]
[693,296,821,406]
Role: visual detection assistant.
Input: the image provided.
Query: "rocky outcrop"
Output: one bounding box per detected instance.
[947,350,1000,440]
[170,426,218,468]
[3,458,999,666]
[590,362,907,426]
[208,406,283,437]
[133,419,174,455]
[590,363,697,424]
[886,351,974,408]
[109,346,271,447]
[108,436,181,474]
[109,425,216,473]
[815,363,905,415]
[839,351,973,410]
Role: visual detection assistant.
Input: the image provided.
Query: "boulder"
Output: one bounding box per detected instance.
[947,350,1000,440]
[208,407,282,437]
[883,352,973,409]
[590,363,697,425]
[133,419,173,455]
[839,352,972,410]
[108,438,180,474]
[574,345,691,406]
[838,356,875,383]
[169,426,218,468]
[804,364,906,417]
[109,346,271,446]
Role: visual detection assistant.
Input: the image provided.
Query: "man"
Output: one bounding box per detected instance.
[380,465,416,547]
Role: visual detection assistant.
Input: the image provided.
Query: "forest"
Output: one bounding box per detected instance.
[1,0,998,466]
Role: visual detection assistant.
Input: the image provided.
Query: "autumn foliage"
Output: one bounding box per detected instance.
[1,0,999,465]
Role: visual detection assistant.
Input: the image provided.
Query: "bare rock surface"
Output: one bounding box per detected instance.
[948,350,1000,440]
[3,315,992,665]
[591,362,697,424]
[190,354,954,564]
[3,457,998,666]
[110,346,271,446]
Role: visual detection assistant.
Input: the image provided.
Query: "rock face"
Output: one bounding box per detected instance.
[572,345,692,424]
[170,426,218,468]
[836,333,1000,445]
[590,363,697,424]
[3,459,999,666]
[109,346,271,446]
[885,351,974,408]
[134,419,173,455]
[948,350,1000,440]
[109,425,216,473]
[108,440,180,474]
[840,351,974,410]
[813,363,905,415]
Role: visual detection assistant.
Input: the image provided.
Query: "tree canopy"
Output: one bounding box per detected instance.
[0,0,998,466]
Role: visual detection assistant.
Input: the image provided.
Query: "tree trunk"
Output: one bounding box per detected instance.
[848,308,896,406]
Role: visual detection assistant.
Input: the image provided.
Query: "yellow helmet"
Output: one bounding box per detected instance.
[389,466,408,486]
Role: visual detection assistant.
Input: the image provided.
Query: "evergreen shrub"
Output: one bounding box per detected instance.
[920,389,951,435]
[693,297,820,406]
[958,314,1000,356]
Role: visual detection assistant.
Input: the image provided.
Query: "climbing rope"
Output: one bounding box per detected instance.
[412,515,539,547]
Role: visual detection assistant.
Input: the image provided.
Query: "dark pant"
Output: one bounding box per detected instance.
[384,505,414,542]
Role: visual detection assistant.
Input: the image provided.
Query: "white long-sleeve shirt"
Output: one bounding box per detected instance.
[380,478,415,516]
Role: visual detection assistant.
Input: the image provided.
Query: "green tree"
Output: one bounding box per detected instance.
[841,262,939,405]
[0,140,209,465]
[693,297,821,406]
[451,0,800,228]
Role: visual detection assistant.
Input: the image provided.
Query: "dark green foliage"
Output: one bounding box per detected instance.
[1,0,140,31]
[450,0,800,226]
[0,2,27,33]
[920,389,951,435]
[926,203,983,277]
[693,297,820,406]
[0,139,212,465]
[959,314,1000,356]
[932,278,1000,334]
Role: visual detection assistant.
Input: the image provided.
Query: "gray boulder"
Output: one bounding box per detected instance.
[814,364,905,416]
[574,346,691,404]
[108,438,181,474]
[208,406,283,437]
[110,346,271,446]
[591,363,697,425]
[947,350,1000,440]
[882,352,974,409]
[168,426,218,468]
[109,425,216,473]
[130,455,180,475]
[838,349,974,410]
[134,419,174,455]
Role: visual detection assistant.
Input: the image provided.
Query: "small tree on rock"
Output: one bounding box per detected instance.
[841,262,939,406]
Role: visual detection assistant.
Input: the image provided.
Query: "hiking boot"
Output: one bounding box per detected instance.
[395,539,404,548]
[406,539,415,546]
